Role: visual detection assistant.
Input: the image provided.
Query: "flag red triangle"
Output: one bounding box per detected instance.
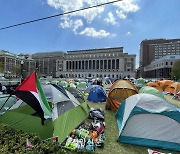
[16,71,37,93]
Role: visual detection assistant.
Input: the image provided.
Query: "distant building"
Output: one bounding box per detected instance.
[0,50,36,78]
[32,51,65,77]
[62,47,136,79]
[144,55,180,79]
[0,47,136,79]
[139,38,180,77]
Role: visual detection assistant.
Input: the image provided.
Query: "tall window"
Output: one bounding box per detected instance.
[116,59,119,69]
[100,60,103,69]
[112,59,115,69]
[104,60,107,69]
[89,60,92,69]
[93,60,95,69]
[108,60,111,69]
[82,61,84,69]
[96,60,99,69]
[79,61,81,69]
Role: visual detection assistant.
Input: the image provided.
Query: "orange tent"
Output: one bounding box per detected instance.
[146,82,163,91]
[158,80,174,91]
[164,82,180,95]
[106,80,139,111]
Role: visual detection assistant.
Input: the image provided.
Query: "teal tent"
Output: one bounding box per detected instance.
[116,94,180,151]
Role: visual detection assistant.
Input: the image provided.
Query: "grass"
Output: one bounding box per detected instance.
[87,100,179,154]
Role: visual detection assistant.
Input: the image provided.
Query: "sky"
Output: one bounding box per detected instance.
[0,0,180,68]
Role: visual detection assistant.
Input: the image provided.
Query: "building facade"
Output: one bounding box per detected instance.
[0,47,136,79]
[32,51,65,77]
[144,55,180,79]
[0,50,36,78]
[139,38,180,77]
[59,47,136,79]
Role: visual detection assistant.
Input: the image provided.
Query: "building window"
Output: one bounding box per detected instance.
[166,62,168,65]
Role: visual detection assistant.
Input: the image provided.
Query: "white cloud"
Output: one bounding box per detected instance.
[104,12,118,25]
[116,10,127,19]
[113,0,140,13]
[47,0,140,37]
[73,19,83,33]
[126,31,131,36]
[47,0,83,11]
[60,17,83,33]
[79,27,110,38]
[114,0,140,19]
[59,16,73,28]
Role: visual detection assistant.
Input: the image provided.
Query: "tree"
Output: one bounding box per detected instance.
[171,59,180,80]
[12,66,21,77]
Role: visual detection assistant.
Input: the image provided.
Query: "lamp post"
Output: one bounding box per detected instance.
[21,60,24,83]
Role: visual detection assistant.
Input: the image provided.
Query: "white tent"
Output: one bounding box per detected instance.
[116,93,180,151]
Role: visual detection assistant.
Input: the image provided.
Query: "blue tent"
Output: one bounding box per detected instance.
[87,86,107,103]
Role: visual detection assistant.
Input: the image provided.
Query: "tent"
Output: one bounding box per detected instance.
[0,84,89,143]
[85,85,100,94]
[0,99,53,139]
[116,93,180,151]
[146,82,163,91]
[68,82,76,88]
[139,86,165,100]
[0,94,17,115]
[106,80,139,111]
[164,82,180,95]
[65,87,85,104]
[76,82,87,91]
[87,86,107,103]
[136,78,146,89]
[102,77,112,91]
[43,84,89,143]
[59,80,69,88]
[158,80,174,91]
[50,80,60,85]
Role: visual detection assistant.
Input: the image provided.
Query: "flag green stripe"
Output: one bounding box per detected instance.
[36,74,52,116]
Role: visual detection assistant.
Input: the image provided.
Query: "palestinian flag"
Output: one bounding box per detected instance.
[14,71,52,125]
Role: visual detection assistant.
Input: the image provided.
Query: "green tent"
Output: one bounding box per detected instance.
[59,80,68,87]
[50,80,59,85]
[139,86,165,100]
[136,78,146,90]
[0,84,89,143]
[76,82,87,91]
[0,103,53,139]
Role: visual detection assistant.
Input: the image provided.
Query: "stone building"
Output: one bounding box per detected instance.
[59,47,136,79]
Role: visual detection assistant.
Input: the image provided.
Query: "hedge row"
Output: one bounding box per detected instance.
[0,124,68,154]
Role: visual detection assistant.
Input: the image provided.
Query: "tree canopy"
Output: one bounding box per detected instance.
[171,59,180,80]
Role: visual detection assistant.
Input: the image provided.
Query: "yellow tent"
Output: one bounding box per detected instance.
[106,80,139,111]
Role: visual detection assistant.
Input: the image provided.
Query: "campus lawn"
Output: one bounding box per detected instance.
[87,100,179,154]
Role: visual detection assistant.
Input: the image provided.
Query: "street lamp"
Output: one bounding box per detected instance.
[21,60,24,82]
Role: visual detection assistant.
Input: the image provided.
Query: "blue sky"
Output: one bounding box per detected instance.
[0,0,180,68]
